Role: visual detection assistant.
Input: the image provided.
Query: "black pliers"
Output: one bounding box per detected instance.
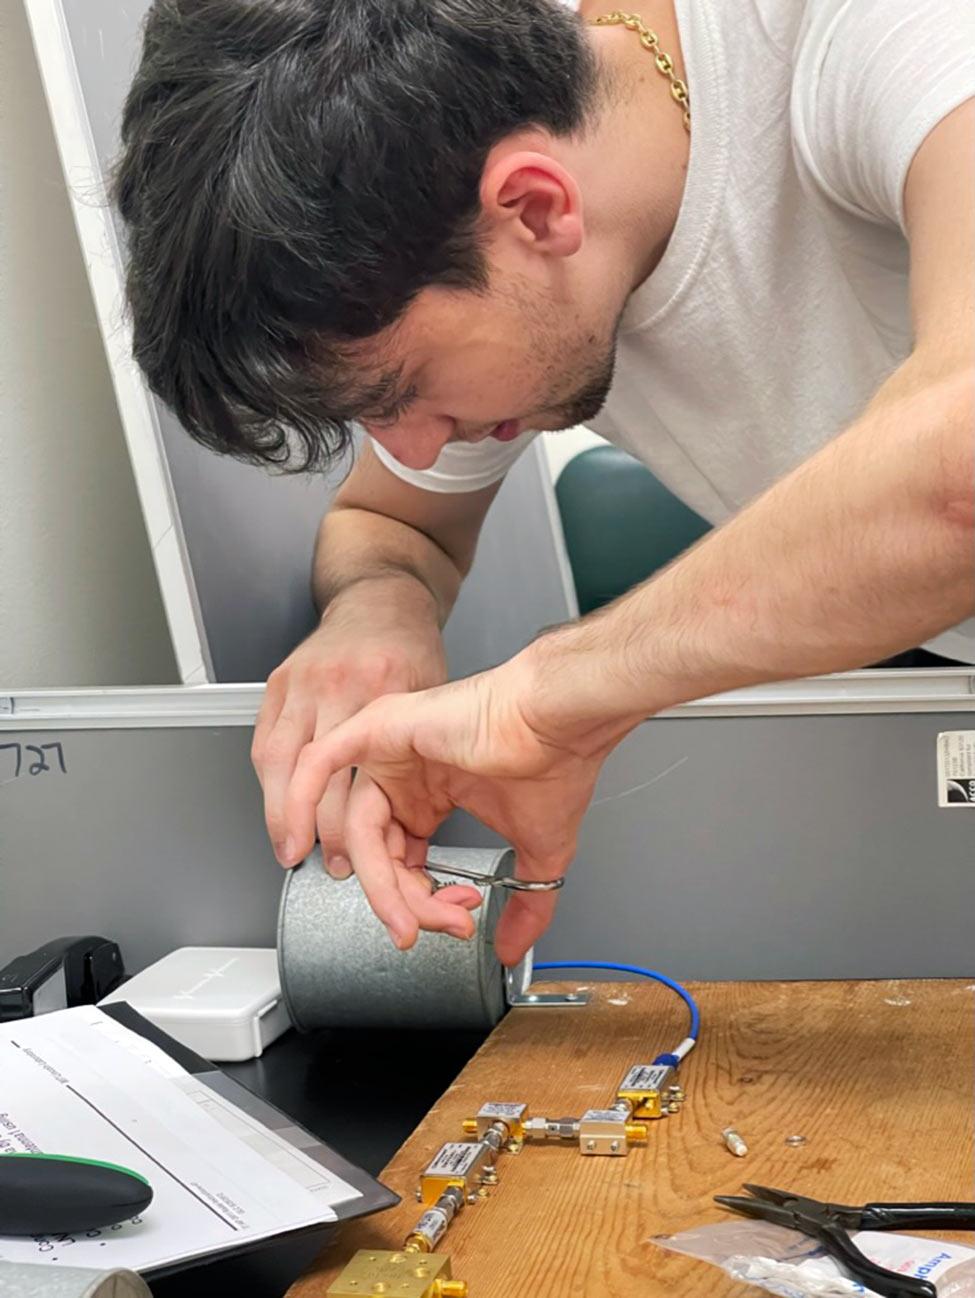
[715,1183,975,1298]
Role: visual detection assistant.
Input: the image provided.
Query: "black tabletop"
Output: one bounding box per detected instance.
[150,1025,486,1298]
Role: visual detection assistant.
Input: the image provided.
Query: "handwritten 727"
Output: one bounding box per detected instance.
[0,742,67,779]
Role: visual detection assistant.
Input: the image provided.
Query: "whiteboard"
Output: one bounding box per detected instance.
[23,0,577,685]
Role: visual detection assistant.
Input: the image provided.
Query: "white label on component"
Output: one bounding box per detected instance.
[425,1142,482,1178]
[413,1209,448,1243]
[620,1065,670,1092]
[581,1109,626,1123]
[478,1102,527,1120]
[937,731,975,807]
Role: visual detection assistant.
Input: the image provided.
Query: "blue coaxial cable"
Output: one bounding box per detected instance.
[533,960,699,1063]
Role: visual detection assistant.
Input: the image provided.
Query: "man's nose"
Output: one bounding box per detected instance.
[364,413,455,470]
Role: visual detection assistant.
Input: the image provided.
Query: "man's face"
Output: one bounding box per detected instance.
[353,266,621,469]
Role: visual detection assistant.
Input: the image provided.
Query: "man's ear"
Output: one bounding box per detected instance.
[479,148,583,256]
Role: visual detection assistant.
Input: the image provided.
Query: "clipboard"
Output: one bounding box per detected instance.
[0,1004,397,1279]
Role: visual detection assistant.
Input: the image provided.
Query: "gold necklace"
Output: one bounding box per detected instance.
[592,11,690,132]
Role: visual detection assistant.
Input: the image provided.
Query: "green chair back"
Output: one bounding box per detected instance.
[555,445,711,615]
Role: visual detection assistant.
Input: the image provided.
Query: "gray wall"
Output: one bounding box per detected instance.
[0,0,176,689]
[2,711,972,981]
[1,726,281,971]
[537,711,975,979]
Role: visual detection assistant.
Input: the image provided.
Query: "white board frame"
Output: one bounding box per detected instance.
[2,668,973,731]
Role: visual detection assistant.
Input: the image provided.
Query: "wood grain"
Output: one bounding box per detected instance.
[289,980,974,1297]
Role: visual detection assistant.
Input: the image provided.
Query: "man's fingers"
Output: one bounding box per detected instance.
[493,890,561,967]
[317,768,354,878]
[490,841,576,965]
[257,710,316,864]
[492,846,569,965]
[398,871,481,939]
[344,776,420,950]
[251,675,285,765]
[384,814,407,863]
[405,834,428,869]
[285,715,373,865]
[421,882,483,910]
[401,836,482,911]
[344,777,482,945]
[382,783,452,841]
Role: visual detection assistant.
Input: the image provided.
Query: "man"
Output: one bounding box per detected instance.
[116,0,974,966]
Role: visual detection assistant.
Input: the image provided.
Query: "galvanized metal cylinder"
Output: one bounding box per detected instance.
[0,1263,151,1298]
[277,846,515,1031]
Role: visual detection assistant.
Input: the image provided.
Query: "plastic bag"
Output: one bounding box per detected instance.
[652,1219,975,1297]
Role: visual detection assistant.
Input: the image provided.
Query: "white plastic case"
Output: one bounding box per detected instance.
[100,946,290,1061]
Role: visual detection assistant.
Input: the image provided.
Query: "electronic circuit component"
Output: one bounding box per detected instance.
[419,1125,506,1206]
[615,1063,683,1118]
[322,955,698,1293]
[405,1187,465,1253]
[461,1100,528,1144]
[326,1249,467,1298]
[578,1109,649,1156]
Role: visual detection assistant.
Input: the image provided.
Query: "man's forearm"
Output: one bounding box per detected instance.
[527,367,974,745]
[313,506,464,626]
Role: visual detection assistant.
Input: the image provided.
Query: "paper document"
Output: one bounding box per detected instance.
[0,1006,373,1274]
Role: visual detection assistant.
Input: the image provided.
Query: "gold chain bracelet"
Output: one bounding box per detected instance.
[592,11,690,132]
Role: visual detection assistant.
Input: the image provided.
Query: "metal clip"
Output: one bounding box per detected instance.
[425,862,565,893]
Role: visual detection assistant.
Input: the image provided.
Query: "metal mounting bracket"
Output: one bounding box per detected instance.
[505,957,591,1009]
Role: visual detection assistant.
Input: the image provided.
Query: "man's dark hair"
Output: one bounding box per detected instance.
[114,0,599,471]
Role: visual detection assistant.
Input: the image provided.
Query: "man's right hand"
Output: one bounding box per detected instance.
[252,445,504,944]
[252,576,446,881]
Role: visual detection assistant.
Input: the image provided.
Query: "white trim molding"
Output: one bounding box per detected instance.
[2,669,973,731]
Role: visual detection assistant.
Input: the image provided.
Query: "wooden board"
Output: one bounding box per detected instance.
[289,980,974,1297]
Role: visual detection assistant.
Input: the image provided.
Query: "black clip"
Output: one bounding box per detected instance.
[0,936,126,1022]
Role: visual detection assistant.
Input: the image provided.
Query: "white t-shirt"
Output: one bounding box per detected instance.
[372,0,975,661]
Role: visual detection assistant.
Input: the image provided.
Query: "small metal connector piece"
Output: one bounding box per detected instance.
[405,1187,465,1253]
[326,1249,467,1298]
[616,1063,677,1119]
[578,1109,649,1156]
[722,1126,748,1158]
[523,1115,581,1143]
[462,1101,528,1143]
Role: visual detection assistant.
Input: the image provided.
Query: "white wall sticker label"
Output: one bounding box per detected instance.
[937,731,975,807]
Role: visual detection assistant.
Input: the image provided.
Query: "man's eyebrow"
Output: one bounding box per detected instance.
[353,366,418,418]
